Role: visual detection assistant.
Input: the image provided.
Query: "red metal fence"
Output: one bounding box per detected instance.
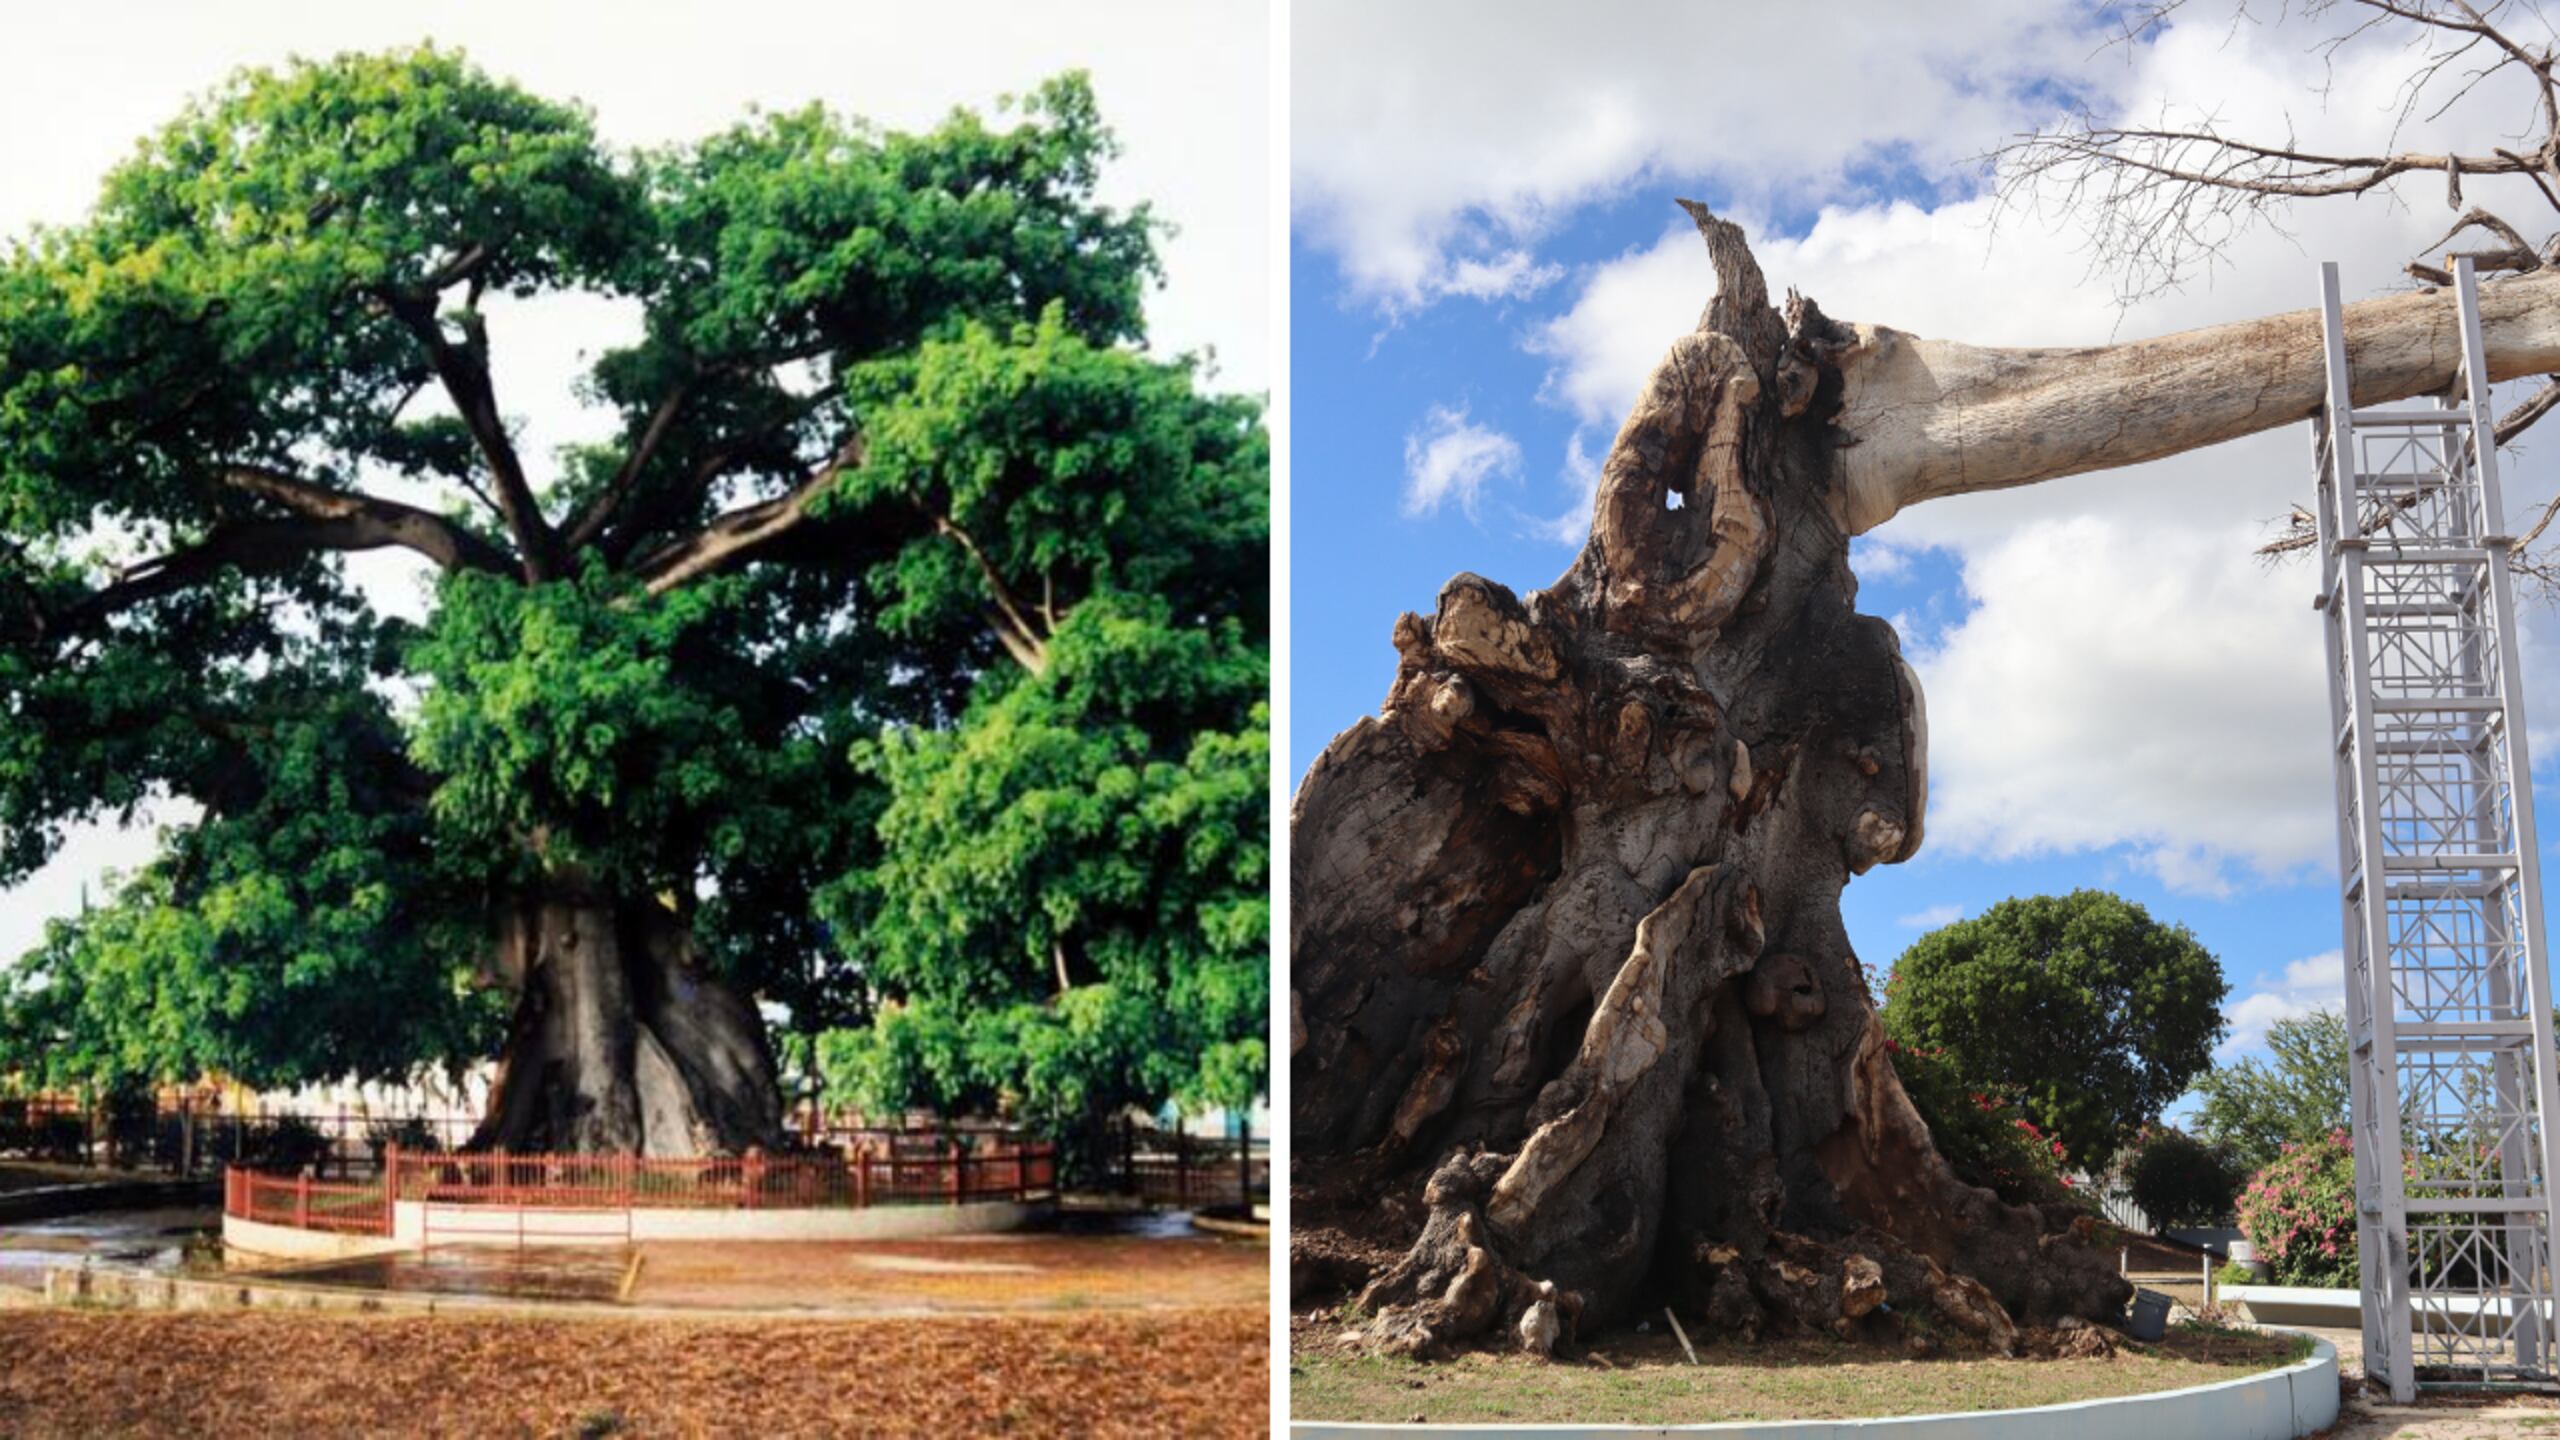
[223,1166,395,1236]
[385,1138,1056,1210]
[222,1134,1058,1237]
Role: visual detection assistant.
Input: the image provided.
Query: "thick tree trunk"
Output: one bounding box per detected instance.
[1290,209,2133,1360]
[471,882,783,1156]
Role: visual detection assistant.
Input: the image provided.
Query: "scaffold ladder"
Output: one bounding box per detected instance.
[2314,255,2560,1401]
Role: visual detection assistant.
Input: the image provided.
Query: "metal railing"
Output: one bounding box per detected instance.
[221,1133,1059,1237]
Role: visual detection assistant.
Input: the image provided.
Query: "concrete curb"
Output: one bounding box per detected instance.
[1192,1212,1270,1241]
[1290,1334,2340,1440]
[0,1178,213,1224]
[37,1262,1255,1324]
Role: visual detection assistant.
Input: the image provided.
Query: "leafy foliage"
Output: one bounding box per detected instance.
[1887,1037,2081,1210]
[2125,1127,2246,1229]
[2190,1010,2350,1172]
[1882,891,2228,1168]
[0,51,1265,1128]
[816,313,1268,1126]
[2235,1131,2359,1288]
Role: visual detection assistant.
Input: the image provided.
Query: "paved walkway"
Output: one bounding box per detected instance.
[2130,1267,2560,1438]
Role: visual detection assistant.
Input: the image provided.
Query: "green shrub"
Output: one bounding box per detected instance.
[363,1115,446,1159]
[2127,1127,2246,1228]
[1890,1038,2082,1210]
[2235,1130,2358,1287]
[240,1114,331,1173]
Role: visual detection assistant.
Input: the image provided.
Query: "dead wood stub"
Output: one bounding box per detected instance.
[1290,205,2132,1359]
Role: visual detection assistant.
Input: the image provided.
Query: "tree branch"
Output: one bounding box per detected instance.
[595,389,840,566]
[565,382,692,552]
[934,514,1052,673]
[1832,266,2560,532]
[382,294,560,581]
[42,513,452,642]
[631,437,864,597]
[219,466,512,576]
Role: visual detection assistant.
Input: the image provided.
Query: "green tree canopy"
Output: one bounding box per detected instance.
[1882,890,2228,1168]
[2190,1010,2350,1172]
[0,48,1265,1149]
[814,308,1268,1126]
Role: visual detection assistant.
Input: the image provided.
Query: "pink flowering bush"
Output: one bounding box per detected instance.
[1888,1037,2083,1210]
[2235,1130,2358,1288]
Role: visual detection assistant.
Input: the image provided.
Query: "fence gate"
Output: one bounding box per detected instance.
[2313,255,2560,1400]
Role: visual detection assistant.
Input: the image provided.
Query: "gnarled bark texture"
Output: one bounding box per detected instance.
[1289,209,2133,1359]
[471,883,783,1156]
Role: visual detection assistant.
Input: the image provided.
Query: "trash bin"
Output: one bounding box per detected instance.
[2127,1287,2172,1342]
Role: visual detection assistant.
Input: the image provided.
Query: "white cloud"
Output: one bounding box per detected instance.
[1522,430,1604,545]
[1504,9,2560,884]
[2220,952,2345,1058]
[1292,0,2114,311]
[1436,250,1565,304]
[1913,512,2333,893]
[1897,903,1963,930]
[1403,406,1522,519]
[1851,537,1914,581]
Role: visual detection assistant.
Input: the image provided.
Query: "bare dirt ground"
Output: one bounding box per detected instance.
[0,1307,1268,1437]
[262,1230,1268,1314]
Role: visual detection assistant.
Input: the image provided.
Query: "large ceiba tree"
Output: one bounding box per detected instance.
[0,50,1264,1156]
[1292,0,2560,1358]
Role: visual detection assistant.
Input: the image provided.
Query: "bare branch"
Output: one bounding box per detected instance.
[45,514,451,641]
[381,291,560,581]
[565,382,693,552]
[933,514,1052,673]
[632,437,864,597]
[219,466,512,576]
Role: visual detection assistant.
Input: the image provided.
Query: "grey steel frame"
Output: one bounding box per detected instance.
[2313,255,2560,1401]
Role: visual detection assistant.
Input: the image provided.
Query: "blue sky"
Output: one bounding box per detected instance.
[1288,0,2560,1110]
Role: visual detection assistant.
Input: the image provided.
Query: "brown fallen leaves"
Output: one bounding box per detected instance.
[0,1307,1267,1438]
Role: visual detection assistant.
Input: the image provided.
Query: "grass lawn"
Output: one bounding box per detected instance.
[1291,1317,2312,1426]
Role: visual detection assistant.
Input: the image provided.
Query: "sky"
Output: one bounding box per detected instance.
[1288,0,2560,1108]
[0,0,1270,965]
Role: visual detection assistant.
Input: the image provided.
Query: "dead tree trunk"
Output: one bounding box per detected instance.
[1290,211,2560,1359]
[470,878,783,1156]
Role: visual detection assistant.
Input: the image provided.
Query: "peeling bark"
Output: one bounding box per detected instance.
[1834,264,2560,532]
[471,882,783,1156]
[1290,207,2133,1358]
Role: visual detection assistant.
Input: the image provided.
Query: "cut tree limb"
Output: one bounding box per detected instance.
[1837,259,2560,532]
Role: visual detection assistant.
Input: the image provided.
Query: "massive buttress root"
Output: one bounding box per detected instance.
[472,883,784,1157]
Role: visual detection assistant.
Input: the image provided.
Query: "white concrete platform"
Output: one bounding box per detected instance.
[222,1197,1047,1258]
[2225,1283,2557,1334]
[1290,1334,2340,1440]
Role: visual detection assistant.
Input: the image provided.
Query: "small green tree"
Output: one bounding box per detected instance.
[2125,1127,2245,1229]
[2191,1010,2350,1172]
[1883,890,2228,1168]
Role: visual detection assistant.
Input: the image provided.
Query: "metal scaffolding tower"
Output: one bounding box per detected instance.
[2314,255,2560,1401]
